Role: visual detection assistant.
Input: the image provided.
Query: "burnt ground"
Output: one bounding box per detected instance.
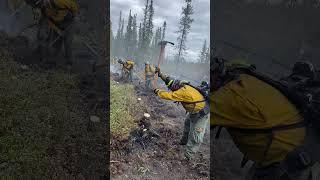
[110,70,210,180]
[0,30,108,178]
[210,128,252,180]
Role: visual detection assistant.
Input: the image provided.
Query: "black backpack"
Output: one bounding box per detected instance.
[244,62,320,129]
[189,81,210,100]
[245,62,320,171]
[186,81,210,115]
[213,61,320,169]
[210,60,320,171]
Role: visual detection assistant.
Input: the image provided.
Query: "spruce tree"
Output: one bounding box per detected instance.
[132,14,138,59]
[205,47,210,64]
[176,0,194,67]
[138,22,142,50]
[119,19,125,56]
[125,10,133,57]
[198,40,207,63]
[110,21,114,57]
[147,0,154,47]
[115,11,123,57]
[162,21,167,40]
[141,0,149,52]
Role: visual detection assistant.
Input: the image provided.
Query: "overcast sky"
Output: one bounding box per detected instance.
[110,0,210,62]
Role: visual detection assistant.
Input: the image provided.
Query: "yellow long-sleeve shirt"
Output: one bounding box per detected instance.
[123,60,134,72]
[145,64,155,77]
[156,85,206,113]
[7,0,24,11]
[211,74,306,166]
[43,0,79,24]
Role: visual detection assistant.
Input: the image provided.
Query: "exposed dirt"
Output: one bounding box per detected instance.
[110,71,210,180]
[210,128,253,180]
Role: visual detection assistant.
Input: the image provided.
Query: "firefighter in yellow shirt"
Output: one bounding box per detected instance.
[7,0,24,12]
[118,59,135,82]
[144,61,155,89]
[25,0,79,66]
[210,58,320,180]
[154,67,209,160]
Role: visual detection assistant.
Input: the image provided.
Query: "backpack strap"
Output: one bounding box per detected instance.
[227,121,306,134]
[224,67,315,124]
[180,100,206,114]
[182,100,206,104]
[241,155,249,168]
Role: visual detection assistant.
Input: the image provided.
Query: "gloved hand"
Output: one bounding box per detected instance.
[118,59,123,64]
[155,66,160,74]
[154,89,160,95]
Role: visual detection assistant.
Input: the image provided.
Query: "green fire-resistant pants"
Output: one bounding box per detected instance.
[121,70,133,82]
[182,112,208,159]
[37,18,74,65]
[145,76,154,89]
[128,70,133,82]
[245,162,320,180]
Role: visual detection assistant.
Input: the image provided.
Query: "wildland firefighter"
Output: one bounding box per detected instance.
[153,67,210,160]
[144,61,156,89]
[211,57,320,180]
[7,0,25,13]
[118,58,135,82]
[24,0,79,66]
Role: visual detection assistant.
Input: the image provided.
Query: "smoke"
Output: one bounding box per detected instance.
[0,11,19,35]
[110,64,121,74]
[0,5,34,36]
[0,12,13,34]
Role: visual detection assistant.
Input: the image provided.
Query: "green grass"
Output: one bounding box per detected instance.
[110,81,138,141]
[0,49,82,178]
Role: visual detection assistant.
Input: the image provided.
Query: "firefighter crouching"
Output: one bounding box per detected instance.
[154,67,210,161]
[25,0,79,67]
[210,58,320,180]
[144,61,156,89]
[118,58,135,82]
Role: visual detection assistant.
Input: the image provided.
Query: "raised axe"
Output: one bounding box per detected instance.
[153,40,174,88]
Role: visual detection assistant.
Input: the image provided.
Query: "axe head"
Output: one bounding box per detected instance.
[158,41,174,46]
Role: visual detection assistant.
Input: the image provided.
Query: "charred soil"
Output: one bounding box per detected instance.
[110,72,210,180]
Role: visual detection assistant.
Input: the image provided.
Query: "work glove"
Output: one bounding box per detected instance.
[155,66,160,74]
[154,89,160,95]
